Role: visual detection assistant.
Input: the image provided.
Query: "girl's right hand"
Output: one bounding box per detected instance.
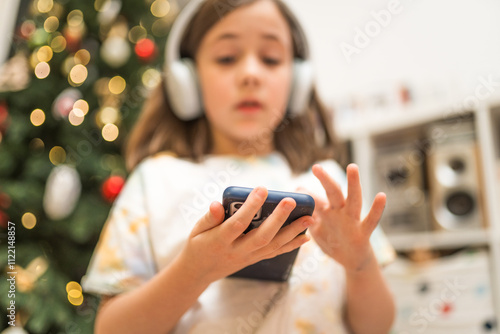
[177,187,313,285]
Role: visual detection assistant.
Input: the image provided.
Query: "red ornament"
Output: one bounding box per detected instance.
[0,192,11,209]
[0,101,9,135]
[101,175,125,203]
[0,210,9,229]
[135,38,157,63]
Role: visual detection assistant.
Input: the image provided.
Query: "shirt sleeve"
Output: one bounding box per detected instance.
[310,160,396,266]
[81,162,157,296]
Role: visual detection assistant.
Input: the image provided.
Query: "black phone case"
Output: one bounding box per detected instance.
[222,186,315,282]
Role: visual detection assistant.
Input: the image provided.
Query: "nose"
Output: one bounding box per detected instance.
[237,54,262,88]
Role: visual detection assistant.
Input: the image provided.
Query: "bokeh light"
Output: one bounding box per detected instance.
[30,109,46,126]
[35,62,50,79]
[68,108,84,126]
[128,25,147,43]
[44,16,59,33]
[66,281,83,306]
[49,146,66,165]
[102,123,119,142]
[151,0,170,17]
[37,45,53,62]
[73,99,89,115]
[99,107,119,125]
[29,138,45,152]
[67,10,84,27]
[37,0,54,13]
[69,64,88,86]
[22,212,37,229]
[108,76,126,94]
[141,68,161,88]
[74,49,91,65]
[51,35,67,53]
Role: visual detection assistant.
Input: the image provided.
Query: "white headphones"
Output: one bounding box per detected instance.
[164,0,314,121]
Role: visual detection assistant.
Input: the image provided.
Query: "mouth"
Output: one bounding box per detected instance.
[236,99,263,113]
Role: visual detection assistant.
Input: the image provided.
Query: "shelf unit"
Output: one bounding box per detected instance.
[336,95,500,329]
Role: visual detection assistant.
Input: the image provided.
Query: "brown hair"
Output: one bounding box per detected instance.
[125,0,339,173]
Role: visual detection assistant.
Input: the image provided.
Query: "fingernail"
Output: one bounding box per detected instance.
[303,219,313,227]
[255,187,267,199]
[284,199,295,210]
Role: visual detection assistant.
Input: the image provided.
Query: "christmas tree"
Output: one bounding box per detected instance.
[0,0,178,332]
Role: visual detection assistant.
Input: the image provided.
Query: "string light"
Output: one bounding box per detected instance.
[142,68,161,88]
[152,18,170,37]
[66,281,83,306]
[37,46,53,62]
[30,109,46,126]
[108,76,126,94]
[74,49,91,66]
[68,109,84,126]
[44,16,59,33]
[128,26,147,43]
[73,99,89,115]
[102,123,119,142]
[35,62,50,79]
[99,107,119,125]
[29,138,45,152]
[69,64,88,86]
[67,10,84,27]
[20,20,36,39]
[150,0,170,17]
[37,0,54,13]
[49,146,66,165]
[51,35,67,53]
[22,212,37,229]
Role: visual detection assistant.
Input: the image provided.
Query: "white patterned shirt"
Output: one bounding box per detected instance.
[82,152,395,334]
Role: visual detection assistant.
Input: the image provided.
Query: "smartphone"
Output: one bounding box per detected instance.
[222,186,315,282]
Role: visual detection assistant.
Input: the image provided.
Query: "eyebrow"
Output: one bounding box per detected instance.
[214,32,284,43]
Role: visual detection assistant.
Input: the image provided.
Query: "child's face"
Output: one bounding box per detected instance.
[196,0,294,155]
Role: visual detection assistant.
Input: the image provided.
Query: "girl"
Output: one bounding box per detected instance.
[82,0,396,333]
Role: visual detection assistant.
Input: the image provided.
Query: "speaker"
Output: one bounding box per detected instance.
[426,120,485,230]
[375,142,431,234]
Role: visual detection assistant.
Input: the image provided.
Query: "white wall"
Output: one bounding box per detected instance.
[284,0,500,108]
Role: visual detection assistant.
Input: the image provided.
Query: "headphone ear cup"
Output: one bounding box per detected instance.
[165,58,202,120]
[288,59,314,116]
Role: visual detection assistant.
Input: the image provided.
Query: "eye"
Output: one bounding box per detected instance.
[263,57,281,65]
[217,56,235,64]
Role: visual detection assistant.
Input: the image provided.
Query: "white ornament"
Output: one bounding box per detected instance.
[43,165,81,220]
[1,326,29,334]
[100,36,131,68]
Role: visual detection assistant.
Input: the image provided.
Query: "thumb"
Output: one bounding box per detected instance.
[190,201,225,237]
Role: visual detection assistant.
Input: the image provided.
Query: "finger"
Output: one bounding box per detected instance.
[312,164,345,209]
[239,197,297,250]
[220,186,268,241]
[253,216,314,256]
[190,201,225,236]
[346,164,363,218]
[362,192,387,234]
[260,233,310,261]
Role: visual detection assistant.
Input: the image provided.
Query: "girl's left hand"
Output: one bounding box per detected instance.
[302,163,387,273]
